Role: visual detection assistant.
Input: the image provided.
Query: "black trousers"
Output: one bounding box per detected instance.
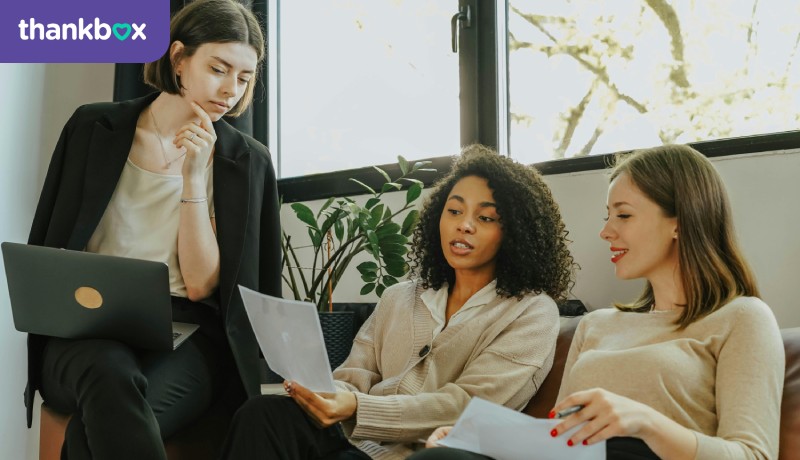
[40,297,232,460]
[406,437,660,460]
[219,394,371,460]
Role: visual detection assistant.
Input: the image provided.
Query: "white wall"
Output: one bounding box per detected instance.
[281,149,800,329]
[0,63,114,460]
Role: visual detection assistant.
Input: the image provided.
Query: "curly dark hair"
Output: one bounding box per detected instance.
[410,144,575,301]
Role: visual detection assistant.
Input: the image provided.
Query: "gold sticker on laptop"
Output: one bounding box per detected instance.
[75,287,103,309]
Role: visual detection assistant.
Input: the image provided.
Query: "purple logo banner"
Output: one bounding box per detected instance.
[1,0,169,63]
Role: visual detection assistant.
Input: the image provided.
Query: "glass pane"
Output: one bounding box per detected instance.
[275,1,459,178]
[507,1,800,163]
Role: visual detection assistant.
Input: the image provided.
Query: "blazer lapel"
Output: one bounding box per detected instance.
[67,95,156,249]
[213,121,251,312]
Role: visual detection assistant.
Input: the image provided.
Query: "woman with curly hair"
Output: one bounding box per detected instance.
[412,145,573,301]
[220,144,576,460]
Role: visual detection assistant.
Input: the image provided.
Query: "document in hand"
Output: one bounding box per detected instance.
[238,286,337,393]
[438,397,605,460]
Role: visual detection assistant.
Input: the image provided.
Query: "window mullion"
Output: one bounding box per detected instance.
[459,0,500,150]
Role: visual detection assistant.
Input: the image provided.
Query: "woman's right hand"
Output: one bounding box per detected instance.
[550,388,655,445]
[176,102,217,180]
[284,380,357,428]
[551,388,697,459]
[426,426,452,448]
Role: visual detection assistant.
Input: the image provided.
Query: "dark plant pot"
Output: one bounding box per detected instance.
[319,311,355,370]
[331,302,376,335]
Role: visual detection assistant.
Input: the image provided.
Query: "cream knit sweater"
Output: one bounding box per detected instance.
[334,280,560,460]
[558,297,785,460]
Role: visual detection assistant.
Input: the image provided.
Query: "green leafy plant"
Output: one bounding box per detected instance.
[281,156,436,311]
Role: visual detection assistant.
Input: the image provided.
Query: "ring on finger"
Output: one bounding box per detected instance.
[188,133,196,141]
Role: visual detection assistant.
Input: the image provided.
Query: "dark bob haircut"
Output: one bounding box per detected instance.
[143,0,265,117]
[410,144,575,301]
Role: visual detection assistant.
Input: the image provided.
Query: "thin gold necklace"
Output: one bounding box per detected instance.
[149,106,186,169]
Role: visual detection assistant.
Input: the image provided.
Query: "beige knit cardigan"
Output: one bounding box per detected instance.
[333,280,560,460]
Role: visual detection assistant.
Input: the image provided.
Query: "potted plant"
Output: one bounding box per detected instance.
[280,156,435,369]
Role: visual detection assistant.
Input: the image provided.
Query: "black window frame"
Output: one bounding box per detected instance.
[279,130,800,203]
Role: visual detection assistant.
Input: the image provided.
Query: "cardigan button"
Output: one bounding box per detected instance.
[418,345,430,357]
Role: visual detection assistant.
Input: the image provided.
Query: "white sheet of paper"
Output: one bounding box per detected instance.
[438,397,605,460]
[238,286,336,393]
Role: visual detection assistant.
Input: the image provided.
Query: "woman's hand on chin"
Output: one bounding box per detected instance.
[284,380,358,428]
[176,101,217,179]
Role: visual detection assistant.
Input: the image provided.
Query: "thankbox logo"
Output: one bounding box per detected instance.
[1,0,167,63]
[18,18,147,41]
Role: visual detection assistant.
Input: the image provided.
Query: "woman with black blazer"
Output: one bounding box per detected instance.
[24,1,280,458]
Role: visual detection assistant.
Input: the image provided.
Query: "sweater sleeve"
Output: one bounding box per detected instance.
[556,314,587,403]
[694,300,785,460]
[332,286,398,394]
[347,295,560,443]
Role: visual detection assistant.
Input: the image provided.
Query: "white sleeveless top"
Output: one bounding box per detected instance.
[86,159,214,297]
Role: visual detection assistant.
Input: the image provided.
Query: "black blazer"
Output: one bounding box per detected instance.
[24,92,281,427]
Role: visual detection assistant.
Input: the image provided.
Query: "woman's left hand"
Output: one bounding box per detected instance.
[285,380,358,428]
[425,426,452,448]
[550,388,657,446]
[175,101,217,179]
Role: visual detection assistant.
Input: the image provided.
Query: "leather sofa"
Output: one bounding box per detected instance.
[38,316,800,459]
[523,316,800,460]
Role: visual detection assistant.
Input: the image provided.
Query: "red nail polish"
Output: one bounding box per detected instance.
[567,440,574,447]
[550,429,557,437]
[582,440,588,446]
[548,410,555,419]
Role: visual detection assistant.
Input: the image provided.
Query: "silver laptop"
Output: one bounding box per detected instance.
[1,242,198,351]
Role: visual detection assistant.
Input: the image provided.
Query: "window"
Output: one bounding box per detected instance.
[269,0,461,179]
[507,1,800,164]
[269,0,800,199]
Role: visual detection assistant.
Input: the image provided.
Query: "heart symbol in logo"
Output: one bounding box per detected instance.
[112,23,132,41]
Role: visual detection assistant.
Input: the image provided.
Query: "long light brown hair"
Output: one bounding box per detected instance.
[611,144,759,328]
